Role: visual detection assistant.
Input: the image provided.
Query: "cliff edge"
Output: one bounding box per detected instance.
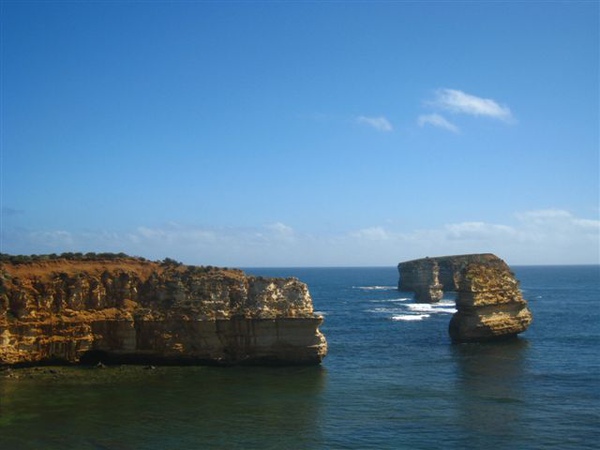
[0,255,327,366]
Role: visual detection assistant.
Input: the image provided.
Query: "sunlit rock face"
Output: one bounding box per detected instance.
[398,253,500,302]
[448,257,533,342]
[398,253,532,342]
[0,256,327,366]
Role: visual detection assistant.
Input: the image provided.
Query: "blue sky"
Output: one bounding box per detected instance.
[2,1,598,266]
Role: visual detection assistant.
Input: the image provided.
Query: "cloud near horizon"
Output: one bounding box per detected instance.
[2,209,598,266]
[356,115,393,132]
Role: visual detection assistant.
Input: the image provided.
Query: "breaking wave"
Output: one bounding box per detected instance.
[354,285,398,291]
[407,302,457,314]
[391,314,431,321]
[365,297,456,322]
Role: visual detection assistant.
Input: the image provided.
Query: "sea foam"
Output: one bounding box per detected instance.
[392,314,430,321]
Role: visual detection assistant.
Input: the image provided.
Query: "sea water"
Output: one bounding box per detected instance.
[0,266,598,449]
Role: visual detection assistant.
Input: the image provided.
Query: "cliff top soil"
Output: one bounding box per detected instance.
[0,257,245,283]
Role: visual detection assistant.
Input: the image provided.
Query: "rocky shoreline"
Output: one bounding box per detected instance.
[0,255,327,367]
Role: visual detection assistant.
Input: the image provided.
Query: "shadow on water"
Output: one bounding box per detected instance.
[0,365,327,449]
[451,338,531,448]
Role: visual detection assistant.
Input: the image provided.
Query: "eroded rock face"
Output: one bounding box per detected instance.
[0,257,327,366]
[398,253,532,342]
[449,258,533,342]
[398,253,500,302]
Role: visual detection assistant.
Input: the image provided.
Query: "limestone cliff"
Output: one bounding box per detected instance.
[448,259,533,342]
[0,256,327,366]
[398,253,501,302]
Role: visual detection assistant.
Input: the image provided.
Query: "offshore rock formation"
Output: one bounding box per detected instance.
[398,253,501,302]
[0,256,327,366]
[398,254,532,342]
[449,259,533,342]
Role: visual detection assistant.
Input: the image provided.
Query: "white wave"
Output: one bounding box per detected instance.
[368,297,411,303]
[433,308,457,314]
[354,286,397,291]
[437,299,456,307]
[407,303,434,312]
[392,314,430,321]
[366,307,403,314]
[407,303,456,314]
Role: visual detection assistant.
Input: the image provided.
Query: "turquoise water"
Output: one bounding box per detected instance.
[1,266,598,449]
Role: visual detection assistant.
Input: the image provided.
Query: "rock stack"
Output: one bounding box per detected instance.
[397,258,444,303]
[398,253,501,302]
[449,259,533,343]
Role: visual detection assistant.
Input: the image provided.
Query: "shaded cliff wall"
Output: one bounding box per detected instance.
[0,257,327,366]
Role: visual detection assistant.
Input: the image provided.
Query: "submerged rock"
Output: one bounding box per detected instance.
[0,256,327,366]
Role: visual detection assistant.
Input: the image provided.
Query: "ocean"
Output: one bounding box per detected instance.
[1,265,598,449]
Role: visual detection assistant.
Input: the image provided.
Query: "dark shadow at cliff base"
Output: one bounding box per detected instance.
[77,349,325,367]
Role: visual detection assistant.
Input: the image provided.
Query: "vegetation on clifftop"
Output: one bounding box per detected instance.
[0,252,146,264]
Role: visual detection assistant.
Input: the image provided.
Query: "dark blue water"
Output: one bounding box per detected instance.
[1,266,598,449]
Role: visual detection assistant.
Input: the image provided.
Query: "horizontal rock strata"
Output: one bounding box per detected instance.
[0,256,327,366]
[398,253,500,302]
[448,258,533,342]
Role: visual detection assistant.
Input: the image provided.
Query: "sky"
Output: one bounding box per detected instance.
[1,1,599,267]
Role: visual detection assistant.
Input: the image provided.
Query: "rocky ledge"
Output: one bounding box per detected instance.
[398,254,533,342]
[0,255,327,366]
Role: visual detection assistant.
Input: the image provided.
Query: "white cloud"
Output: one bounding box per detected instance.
[417,113,460,133]
[350,226,391,241]
[356,115,393,132]
[264,222,296,244]
[267,222,294,236]
[2,210,598,266]
[432,88,513,122]
[28,230,75,248]
[515,209,600,238]
[444,221,516,241]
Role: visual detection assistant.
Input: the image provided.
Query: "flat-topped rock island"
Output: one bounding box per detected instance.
[0,254,327,366]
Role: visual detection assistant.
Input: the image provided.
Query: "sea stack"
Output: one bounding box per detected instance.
[0,254,327,366]
[398,253,533,342]
[448,257,533,342]
[398,253,501,302]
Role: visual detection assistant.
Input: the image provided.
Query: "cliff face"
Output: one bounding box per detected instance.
[398,253,501,302]
[0,257,327,366]
[448,259,533,342]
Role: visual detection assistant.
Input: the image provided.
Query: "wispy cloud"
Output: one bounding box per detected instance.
[431,88,514,122]
[417,113,459,133]
[350,226,391,241]
[2,210,597,266]
[356,116,393,132]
